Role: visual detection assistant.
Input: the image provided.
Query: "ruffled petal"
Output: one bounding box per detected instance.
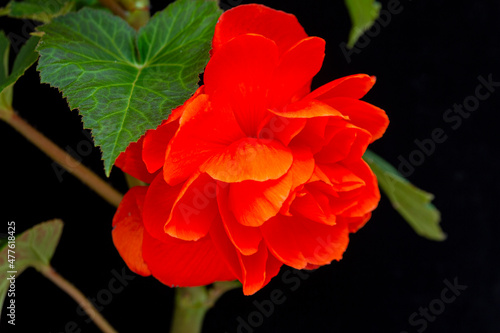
[315,163,366,192]
[115,136,156,184]
[338,160,380,217]
[203,138,293,183]
[143,173,183,242]
[213,4,307,56]
[269,99,347,119]
[228,172,293,227]
[205,34,279,136]
[163,94,246,185]
[237,242,268,295]
[306,74,376,101]
[279,147,315,215]
[289,189,336,225]
[217,182,262,255]
[112,186,151,276]
[268,37,325,108]
[321,97,389,142]
[261,215,350,269]
[258,114,306,146]
[164,173,218,241]
[142,120,179,174]
[142,231,236,287]
[314,124,372,165]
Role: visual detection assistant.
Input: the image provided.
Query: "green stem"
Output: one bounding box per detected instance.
[170,282,241,333]
[39,265,118,333]
[170,287,209,333]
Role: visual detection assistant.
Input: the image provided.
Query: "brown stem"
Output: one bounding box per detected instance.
[1,111,123,207]
[98,0,128,19]
[39,265,118,333]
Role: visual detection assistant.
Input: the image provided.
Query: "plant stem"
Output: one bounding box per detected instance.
[39,265,118,333]
[98,0,128,19]
[0,111,123,207]
[170,287,209,333]
[170,282,241,333]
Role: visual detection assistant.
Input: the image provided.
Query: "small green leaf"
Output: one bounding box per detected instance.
[344,0,381,48]
[0,31,13,111]
[0,0,75,23]
[37,0,222,176]
[363,150,446,241]
[0,219,64,316]
[0,34,40,95]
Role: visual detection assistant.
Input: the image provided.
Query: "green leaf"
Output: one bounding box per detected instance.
[0,31,12,111]
[0,0,75,23]
[344,0,381,48]
[0,219,64,316]
[37,0,222,176]
[0,34,40,95]
[363,150,446,241]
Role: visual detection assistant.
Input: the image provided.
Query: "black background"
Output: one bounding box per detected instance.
[1,0,499,332]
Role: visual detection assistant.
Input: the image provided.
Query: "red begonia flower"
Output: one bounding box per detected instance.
[113,4,389,295]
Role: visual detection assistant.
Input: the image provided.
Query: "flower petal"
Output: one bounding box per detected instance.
[143,173,183,243]
[306,74,376,101]
[289,189,336,225]
[115,136,156,184]
[261,215,350,269]
[213,4,307,56]
[322,97,389,142]
[163,94,246,185]
[258,115,306,146]
[143,120,179,174]
[338,160,380,217]
[205,34,279,136]
[270,99,347,119]
[203,138,293,183]
[112,186,151,276]
[217,182,262,255]
[210,216,282,295]
[142,231,236,287]
[228,173,293,227]
[268,37,325,108]
[164,173,218,241]
[314,124,372,165]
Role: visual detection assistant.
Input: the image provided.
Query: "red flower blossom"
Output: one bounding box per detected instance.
[112,4,389,295]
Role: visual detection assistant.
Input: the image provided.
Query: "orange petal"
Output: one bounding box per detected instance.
[212,4,307,56]
[314,124,372,165]
[163,94,246,185]
[142,231,236,288]
[217,182,263,255]
[261,215,350,269]
[237,242,268,295]
[142,173,183,243]
[228,173,293,227]
[210,215,282,295]
[115,136,156,184]
[278,148,315,215]
[289,189,336,225]
[268,37,325,108]
[306,74,376,101]
[112,186,151,276]
[258,114,306,146]
[164,173,218,241]
[316,163,366,192]
[205,34,279,136]
[203,138,293,183]
[142,120,179,174]
[270,99,347,119]
[346,213,372,233]
[338,160,380,217]
[322,97,389,142]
